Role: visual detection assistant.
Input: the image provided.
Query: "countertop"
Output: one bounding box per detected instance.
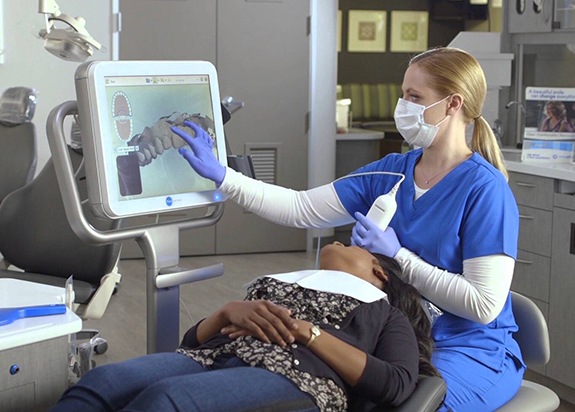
[506,159,575,182]
[502,148,575,182]
[0,278,82,351]
[336,128,385,141]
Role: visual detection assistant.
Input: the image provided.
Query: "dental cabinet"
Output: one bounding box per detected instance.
[0,280,82,411]
[507,0,575,33]
[507,162,575,402]
[501,3,575,399]
[502,1,575,148]
[0,338,69,411]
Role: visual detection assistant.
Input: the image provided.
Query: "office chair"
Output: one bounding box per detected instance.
[0,87,37,206]
[0,142,123,357]
[495,291,560,412]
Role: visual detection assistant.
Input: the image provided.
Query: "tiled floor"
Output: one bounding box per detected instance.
[85,251,575,411]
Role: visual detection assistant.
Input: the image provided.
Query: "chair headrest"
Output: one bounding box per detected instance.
[0,87,38,125]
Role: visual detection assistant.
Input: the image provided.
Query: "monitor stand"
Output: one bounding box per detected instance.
[46,101,224,353]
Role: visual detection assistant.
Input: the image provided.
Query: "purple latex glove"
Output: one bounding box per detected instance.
[171,120,226,186]
[351,211,401,258]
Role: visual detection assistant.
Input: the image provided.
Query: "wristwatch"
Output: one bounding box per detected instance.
[306,325,321,347]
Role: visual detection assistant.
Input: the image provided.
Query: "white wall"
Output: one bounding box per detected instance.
[0,0,113,171]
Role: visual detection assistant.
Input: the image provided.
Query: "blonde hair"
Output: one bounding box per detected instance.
[409,47,508,180]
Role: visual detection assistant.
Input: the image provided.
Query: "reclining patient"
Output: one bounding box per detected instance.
[50,242,439,412]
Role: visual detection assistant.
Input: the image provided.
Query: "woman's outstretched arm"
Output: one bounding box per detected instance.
[221,168,354,228]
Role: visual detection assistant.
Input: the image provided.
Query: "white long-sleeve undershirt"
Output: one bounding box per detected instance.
[220,167,353,228]
[395,249,514,324]
[220,167,514,324]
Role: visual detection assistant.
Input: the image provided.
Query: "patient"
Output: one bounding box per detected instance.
[50,242,438,412]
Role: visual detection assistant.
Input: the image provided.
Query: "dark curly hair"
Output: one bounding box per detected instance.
[373,254,440,378]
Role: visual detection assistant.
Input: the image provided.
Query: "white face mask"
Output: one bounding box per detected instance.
[393,96,450,148]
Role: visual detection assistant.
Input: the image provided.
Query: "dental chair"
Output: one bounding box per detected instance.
[370,290,563,412]
[0,87,37,205]
[0,130,123,361]
[495,291,560,411]
[384,375,446,412]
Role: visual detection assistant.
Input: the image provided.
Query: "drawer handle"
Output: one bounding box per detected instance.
[516,182,536,188]
[519,214,534,220]
[516,259,533,265]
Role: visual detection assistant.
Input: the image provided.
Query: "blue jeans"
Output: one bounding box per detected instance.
[50,352,318,412]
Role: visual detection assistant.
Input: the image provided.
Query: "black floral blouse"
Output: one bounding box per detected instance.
[177,276,364,411]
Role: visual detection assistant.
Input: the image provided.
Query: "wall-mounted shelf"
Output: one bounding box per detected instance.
[510,31,575,46]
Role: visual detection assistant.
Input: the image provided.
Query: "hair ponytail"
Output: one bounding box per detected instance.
[471,116,508,180]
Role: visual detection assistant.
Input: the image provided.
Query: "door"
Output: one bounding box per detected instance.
[117,0,309,255]
[118,0,218,257]
[118,0,217,62]
[215,0,309,253]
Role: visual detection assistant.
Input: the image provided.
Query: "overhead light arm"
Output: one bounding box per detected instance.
[38,0,102,62]
[38,0,61,15]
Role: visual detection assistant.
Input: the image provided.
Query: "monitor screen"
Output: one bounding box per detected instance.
[75,60,227,219]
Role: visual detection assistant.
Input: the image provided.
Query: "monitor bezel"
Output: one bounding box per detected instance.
[74,60,228,219]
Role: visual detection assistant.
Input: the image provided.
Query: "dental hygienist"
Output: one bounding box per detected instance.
[172,47,523,411]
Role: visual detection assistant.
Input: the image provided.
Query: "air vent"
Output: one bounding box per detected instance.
[245,144,279,184]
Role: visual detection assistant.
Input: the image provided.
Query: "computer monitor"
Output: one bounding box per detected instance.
[74,60,227,219]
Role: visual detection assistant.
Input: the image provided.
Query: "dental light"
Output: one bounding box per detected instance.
[37,0,101,62]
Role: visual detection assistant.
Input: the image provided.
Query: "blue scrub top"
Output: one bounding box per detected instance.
[334,149,523,371]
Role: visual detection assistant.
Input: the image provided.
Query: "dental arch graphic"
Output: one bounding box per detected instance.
[128,112,216,167]
[112,91,133,141]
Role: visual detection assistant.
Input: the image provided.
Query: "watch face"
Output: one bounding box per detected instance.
[306,325,321,347]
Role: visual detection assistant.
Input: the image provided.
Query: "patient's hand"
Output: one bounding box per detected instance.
[219,300,298,347]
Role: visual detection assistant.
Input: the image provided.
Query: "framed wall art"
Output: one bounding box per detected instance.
[347,10,387,53]
[390,11,428,53]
